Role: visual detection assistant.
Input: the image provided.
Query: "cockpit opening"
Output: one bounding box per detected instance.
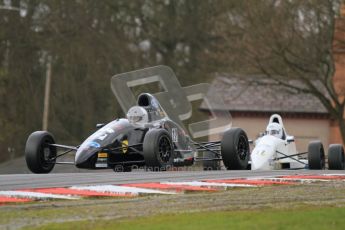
[138,94,150,107]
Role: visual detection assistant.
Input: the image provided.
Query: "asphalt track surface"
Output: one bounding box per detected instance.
[1,170,345,191]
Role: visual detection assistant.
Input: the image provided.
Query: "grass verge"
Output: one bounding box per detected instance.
[2,182,345,229]
[26,205,345,230]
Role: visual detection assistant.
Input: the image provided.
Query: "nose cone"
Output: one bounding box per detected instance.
[75,142,99,168]
[75,155,85,168]
[74,119,134,168]
[251,136,276,170]
[75,151,87,167]
[251,149,274,170]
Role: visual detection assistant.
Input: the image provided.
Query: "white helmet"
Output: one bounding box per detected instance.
[266,123,283,139]
[126,106,148,126]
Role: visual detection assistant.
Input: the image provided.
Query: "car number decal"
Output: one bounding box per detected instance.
[172,128,178,143]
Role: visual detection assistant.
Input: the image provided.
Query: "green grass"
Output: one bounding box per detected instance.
[26,206,345,230]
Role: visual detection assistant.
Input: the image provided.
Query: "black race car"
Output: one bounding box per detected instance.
[25,93,250,173]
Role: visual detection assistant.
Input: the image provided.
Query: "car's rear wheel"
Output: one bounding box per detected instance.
[221,128,249,170]
[143,129,174,171]
[25,131,57,174]
[203,151,221,170]
[328,144,345,170]
[308,141,325,170]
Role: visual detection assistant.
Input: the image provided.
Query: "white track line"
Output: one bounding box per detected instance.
[321,174,345,176]
[70,185,177,195]
[0,191,79,200]
[252,175,345,182]
[162,181,256,187]
[249,177,330,183]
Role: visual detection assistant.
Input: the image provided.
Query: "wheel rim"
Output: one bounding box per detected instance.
[158,135,172,163]
[39,138,55,170]
[237,135,248,160]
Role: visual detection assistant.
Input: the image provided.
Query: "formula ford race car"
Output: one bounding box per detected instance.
[249,114,345,170]
[25,93,251,173]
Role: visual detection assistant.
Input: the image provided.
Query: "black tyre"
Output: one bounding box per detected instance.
[221,128,249,170]
[25,131,57,174]
[328,144,345,170]
[143,129,174,171]
[308,141,325,170]
[203,151,221,170]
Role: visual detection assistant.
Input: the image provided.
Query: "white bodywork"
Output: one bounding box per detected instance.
[251,114,307,170]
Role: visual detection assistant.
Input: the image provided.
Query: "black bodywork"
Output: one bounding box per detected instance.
[50,93,217,170]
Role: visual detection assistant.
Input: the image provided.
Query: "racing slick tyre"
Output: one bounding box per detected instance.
[221,128,250,170]
[308,141,325,170]
[328,144,345,170]
[203,151,221,170]
[25,131,57,174]
[143,129,174,171]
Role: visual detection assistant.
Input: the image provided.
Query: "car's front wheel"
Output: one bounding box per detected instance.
[143,129,174,171]
[221,128,250,170]
[25,131,57,174]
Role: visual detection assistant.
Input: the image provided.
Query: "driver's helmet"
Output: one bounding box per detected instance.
[266,123,283,139]
[126,106,148,126]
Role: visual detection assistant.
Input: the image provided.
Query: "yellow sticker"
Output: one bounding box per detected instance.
[98,152,108,158]
[122,140,128,153]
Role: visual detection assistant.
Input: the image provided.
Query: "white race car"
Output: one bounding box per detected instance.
[250,114,345,170]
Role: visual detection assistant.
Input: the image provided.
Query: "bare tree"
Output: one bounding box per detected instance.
[0,0,232,161]
[214,0,345,144]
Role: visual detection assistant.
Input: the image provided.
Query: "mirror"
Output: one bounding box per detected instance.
[287,136,295,143]
[96,123,105,129]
